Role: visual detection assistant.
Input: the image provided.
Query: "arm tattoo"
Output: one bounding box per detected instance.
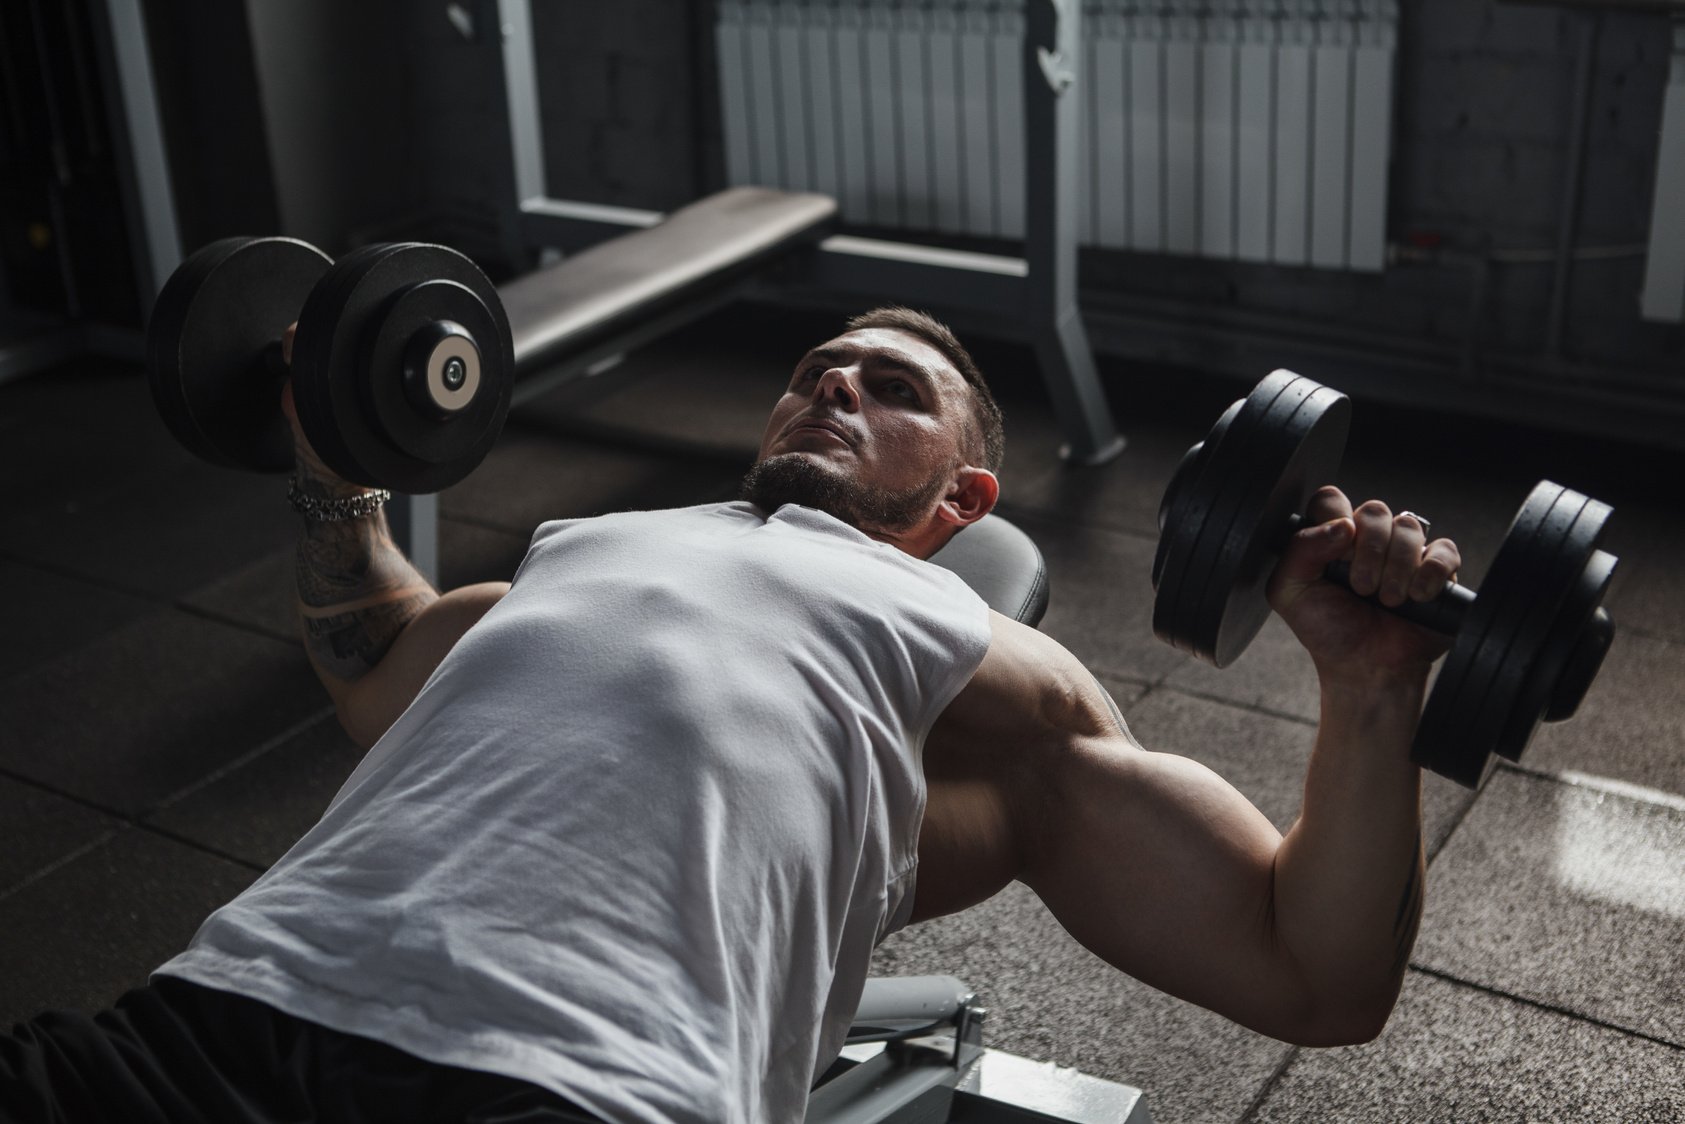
[295,509,437,682]
[1390,830,1425,979]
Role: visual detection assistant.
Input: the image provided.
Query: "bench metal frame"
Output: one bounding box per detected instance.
[811,976,1154,1124]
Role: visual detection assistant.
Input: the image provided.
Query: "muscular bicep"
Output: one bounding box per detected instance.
[921,613,1316,1037]
[1021,740,1320,1040]
[331,580,510,747]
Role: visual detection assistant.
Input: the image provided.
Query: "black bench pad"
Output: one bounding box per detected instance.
[930,515,1049,627]
[501,187,837,376]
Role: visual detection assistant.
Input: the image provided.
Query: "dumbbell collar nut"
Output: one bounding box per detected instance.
[403,320,482,420]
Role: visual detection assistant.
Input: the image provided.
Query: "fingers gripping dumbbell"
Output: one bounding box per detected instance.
[1152,370,1618,789]
[147,236,513,494]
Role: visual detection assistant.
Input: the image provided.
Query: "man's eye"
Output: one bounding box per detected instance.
[886,380,917,401]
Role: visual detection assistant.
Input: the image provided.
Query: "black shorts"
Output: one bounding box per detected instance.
[0,977,602,1124]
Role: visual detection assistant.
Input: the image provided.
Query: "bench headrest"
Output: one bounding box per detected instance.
[928,514,1048,627]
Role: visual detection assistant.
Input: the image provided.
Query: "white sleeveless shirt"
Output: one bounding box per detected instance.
[158,502,993,1123]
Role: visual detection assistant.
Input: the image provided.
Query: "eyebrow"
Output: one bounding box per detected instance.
[798,347,940,394]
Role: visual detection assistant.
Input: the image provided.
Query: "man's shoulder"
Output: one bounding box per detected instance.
[932,613,1118,748]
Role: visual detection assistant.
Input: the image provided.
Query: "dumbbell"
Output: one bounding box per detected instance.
[147,236,513,494]
[1152,370,1618,788]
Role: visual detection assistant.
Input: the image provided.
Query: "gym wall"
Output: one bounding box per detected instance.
[1076,1,1680,373]
[6,0,1679,432]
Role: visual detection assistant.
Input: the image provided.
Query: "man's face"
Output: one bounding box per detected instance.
[743,328,975,533]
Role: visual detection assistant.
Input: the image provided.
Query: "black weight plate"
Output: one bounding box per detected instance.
[291,243,412,486]
[1411,486,1547,784]
[1542,595,1615,724]
[1182,377,1314,664]
[357,278,502,464]
[293,243,512,494]
[1154,382,1285,659]
[147,238,248,466]
[1154,398,1240,587]
[146,236,331,472]
[1156,372,1320,663]
[1152,400,1243,658]
[1208,380,1349,667]
[1408,488,1550,788]
[1464,487,1602,766]
[1412,483,1586,787]
[1153,371,1349,667]
[1501,533,1614,753]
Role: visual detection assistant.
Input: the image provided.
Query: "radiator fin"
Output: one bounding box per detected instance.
[716,0,1398,272]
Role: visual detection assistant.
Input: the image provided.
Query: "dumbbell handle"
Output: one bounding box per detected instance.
[1323,559,1475,636]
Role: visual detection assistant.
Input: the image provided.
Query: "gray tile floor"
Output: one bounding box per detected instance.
[2,305,1681,1122]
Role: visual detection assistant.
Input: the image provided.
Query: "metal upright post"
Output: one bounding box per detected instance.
[388,493,440,587]
[90,0,182,306]
[487,0,546,271]
[1023,0,1125,465]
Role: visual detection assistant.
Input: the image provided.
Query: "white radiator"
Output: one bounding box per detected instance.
[716,0,1398,272]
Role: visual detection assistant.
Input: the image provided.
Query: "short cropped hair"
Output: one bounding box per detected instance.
[844,306,1005,473]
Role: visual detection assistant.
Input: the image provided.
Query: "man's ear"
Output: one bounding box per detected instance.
[938,466,999,527]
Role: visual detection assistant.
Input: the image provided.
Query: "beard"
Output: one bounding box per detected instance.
[739,453,948,532]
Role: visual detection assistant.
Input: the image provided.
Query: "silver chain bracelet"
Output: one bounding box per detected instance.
[287,477,392,522]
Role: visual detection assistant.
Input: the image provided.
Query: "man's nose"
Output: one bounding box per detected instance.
[813,366,861,408]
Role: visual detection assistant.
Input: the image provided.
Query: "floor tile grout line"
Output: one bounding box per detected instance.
[1,545,316,653]
[1,551,170,606]
[1407,964,1685,1053]
[1233,1045,1302,1124]
[2,551,304,652]
[0,814,268,904]
[1124,678,1321,731]
[0,765,142,825]
[0,703,336,889]
[135,821,269,876]
[169,599,301,649]
[0,828,127,905]
[1497,758,1685,812]
[1234,964,1685,1122]
[143,705,339,817]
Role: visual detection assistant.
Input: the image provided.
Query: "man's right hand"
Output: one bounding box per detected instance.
[1268,485,1462,692]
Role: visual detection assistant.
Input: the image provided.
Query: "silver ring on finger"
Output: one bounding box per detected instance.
[1398,510,1432,537]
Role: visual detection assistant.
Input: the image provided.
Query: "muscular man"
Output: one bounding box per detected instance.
[2,307,1460,1124]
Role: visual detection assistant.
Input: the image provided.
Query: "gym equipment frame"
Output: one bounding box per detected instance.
[811,976,1153,1124]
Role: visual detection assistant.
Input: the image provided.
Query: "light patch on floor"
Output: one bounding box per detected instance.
[1551,778,1685,923]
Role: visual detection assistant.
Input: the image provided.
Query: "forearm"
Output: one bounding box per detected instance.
[291,452,439,699]
[1271,674,1426,1040]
